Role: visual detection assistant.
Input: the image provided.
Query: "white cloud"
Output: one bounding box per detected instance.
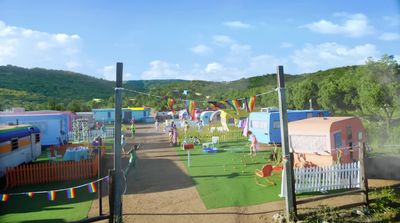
[292,42,379,73]
[223,21,252,29]
[190,44,213,55]
[101,65,132,81]
[205,62,224,73]
[0,20,83,71]
[102,65,115,80]
[212,35,235,46]
[302,13,374,37]
[141,60,182,79]
[379,32,400,41]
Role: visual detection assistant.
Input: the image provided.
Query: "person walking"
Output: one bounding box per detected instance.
[248,131,258,156]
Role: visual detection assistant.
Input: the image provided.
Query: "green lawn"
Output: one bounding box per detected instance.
[0,179,97,223]
[176,141,283,209]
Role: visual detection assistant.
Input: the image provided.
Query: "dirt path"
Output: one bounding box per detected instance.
[88,124,400,223]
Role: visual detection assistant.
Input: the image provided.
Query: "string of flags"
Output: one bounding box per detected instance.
[123,87,276,118]
[0,176,108,202]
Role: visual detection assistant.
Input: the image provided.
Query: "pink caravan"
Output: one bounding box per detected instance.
[288,117,366,167]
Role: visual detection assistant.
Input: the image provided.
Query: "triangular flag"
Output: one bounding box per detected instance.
[66,188,76,199]
[27,192,34,198]
[88,182,97,193]
[248,96,256,112]
[1,194,9,202]
[48,191,56,201]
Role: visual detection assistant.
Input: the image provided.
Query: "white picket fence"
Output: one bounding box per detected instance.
[67,127,115,142]
[281,162,360,196]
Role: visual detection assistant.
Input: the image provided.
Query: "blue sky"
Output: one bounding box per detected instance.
[0,0,399,81]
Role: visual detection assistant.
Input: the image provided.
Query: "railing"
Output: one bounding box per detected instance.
[176,127,246,144]
[5,154,99,190]
[67,127,115,142]
[293,162,360,193]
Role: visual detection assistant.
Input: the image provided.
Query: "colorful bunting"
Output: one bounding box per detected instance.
[248,96,256,112]
[66,188,76,199]
[208,101,226,109]
[27,192,34,198]
[187,100,196,120]
[48,191,56,201]
[225,99,241,114]
[167,98,175,112]
[88,182,97,193]
[1,194,9,202]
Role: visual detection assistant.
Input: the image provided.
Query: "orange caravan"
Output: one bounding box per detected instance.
[288,117,366,167]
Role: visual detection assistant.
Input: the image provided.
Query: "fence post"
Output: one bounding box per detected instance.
[108,170,115,223]
[98,153,103,216]
[359,142,369,210]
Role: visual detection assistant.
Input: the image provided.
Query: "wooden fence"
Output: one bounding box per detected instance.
[281,162,360,196]
[293,161,360,193]
[5,154,99,190]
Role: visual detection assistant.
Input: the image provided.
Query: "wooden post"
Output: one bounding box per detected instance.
[277,65,297,220]
[359,142,369,209]
[98,153,103,216]
[108,170,115,223]
[114,62,123,223]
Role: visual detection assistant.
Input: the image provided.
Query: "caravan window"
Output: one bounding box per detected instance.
[251,120,268,129]
[35,134,40,143]
[347,126,352,140]
[273,121,280,129]
[11,138,19,150]
[334,132,342,148]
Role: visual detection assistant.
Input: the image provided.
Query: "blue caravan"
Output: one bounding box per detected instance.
[0,111,72,146]
[200,111,214,125]
[93,107,151,124]
[248,109,330,144]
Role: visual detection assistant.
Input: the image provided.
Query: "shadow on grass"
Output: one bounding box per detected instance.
[20,219,67,223]
[0,179,97,223]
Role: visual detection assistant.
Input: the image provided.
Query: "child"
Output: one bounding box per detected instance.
[124,144,140,177]
[155,119,159,131]
[248,131,258,156]
[131,122,136,138]
[183,120,189,135]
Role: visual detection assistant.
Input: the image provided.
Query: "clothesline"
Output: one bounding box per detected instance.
[5,176,109,196]
[119,87,277,103]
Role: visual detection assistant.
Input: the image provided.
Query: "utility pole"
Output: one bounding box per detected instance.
[277,65,297,220]
[114,62,123,223]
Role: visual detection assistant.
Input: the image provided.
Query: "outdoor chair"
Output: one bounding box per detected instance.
[255,164,273,177]
[255,164,276,186]
[202,136,219,148]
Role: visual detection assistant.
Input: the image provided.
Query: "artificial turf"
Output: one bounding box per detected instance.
[0,179,97,223]
[176,141,283,209]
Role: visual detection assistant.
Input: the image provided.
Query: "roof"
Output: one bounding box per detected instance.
[0,124,33,132]
[288,117,357,135]
[0,110,70,116]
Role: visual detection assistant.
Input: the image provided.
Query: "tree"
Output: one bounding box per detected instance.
[67,100,83,112]
[290,80,319,109]
[357,55,400,136]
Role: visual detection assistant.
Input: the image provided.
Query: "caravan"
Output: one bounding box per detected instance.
[249,109,330,144]
[0,125,41,177]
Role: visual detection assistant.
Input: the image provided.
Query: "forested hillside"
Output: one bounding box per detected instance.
[1,55,399,146]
